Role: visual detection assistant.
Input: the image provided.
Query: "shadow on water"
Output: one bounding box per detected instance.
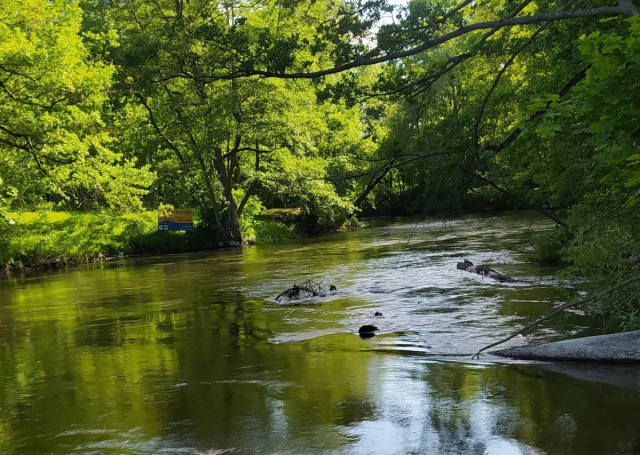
[0,212,638,454]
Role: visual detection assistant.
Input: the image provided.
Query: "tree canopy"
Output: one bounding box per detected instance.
[0,0,153,210]
[1,0,640,324]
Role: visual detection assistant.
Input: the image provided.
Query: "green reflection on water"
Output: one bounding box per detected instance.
[0,213,639,454]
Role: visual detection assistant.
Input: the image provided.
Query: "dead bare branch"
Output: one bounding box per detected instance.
[275,281,327,301]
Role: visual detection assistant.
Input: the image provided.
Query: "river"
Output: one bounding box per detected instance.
[1,212,639,454]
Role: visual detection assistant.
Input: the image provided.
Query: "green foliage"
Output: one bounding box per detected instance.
[0,0,153,211]
[565,193,639,278]
[0,222,14,268]
[251,219,299,244]
[0,177,17,223]
[510,18,640,327]
[235,195,300,244]
[531,227,571,263]
[260,149,353,231]
[0,210,210,269]
[572,18,640,203]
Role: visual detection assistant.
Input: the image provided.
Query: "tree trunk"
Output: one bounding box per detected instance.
[353,160,395,209]
[213,145,242,244]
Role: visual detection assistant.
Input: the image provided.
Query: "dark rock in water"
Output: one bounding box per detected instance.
[358,324,378,333]
[358,325,379,338]
[330,285,337,291]
[374,311,383,317]
[457,259,474,270]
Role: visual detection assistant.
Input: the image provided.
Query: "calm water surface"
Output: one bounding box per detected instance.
[1,212,639,455]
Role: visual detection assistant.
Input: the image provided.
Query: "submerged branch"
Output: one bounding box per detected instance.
[275,281,328,301]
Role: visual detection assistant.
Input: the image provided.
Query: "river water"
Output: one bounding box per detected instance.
[1,212,639,455]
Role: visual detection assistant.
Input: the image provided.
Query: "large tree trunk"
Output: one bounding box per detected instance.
[213,144,242,244]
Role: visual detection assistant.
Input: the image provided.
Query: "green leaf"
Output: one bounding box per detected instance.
[535,123,560,137]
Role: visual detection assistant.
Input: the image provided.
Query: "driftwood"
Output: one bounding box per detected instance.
[275,281,327,301]
[457,259,517,283]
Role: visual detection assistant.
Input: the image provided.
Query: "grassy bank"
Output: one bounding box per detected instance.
[0,211,198,271]
[0,210,303,272]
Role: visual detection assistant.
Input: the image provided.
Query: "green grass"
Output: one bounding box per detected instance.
[0,207,315,271]
[0,211,213,270]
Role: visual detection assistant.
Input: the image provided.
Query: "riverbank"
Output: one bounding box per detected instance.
[0,211,199,274]
[0,209,538,275]
[0,209,314,274]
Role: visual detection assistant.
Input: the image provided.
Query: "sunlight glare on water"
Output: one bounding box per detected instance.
[257,214,570,355]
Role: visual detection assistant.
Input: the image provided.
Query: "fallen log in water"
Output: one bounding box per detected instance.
[491,331,640,363]
[456,259,517,282]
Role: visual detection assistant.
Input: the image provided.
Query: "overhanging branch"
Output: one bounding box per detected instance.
[461,166,568,227]
[483,65,590,154]
[397,0,535,99]
[473,20,553,147]
[170,6,631,83]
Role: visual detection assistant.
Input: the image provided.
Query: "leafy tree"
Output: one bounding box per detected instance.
[291,0,640,324]
[0,0,152,210]
[529,18,640,327]
[81,0,375,243]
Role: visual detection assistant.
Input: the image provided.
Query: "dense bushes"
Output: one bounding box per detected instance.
[0,211,193,270]
[0,208,312,271]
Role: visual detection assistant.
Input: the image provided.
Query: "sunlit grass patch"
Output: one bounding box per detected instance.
[0,210,196,269]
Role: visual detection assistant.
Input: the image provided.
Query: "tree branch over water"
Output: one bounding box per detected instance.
[384,0,535,99]
[460,167,568,227]
[171,4,635,83]
[473,21,553,148]
[482,65,590,154]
